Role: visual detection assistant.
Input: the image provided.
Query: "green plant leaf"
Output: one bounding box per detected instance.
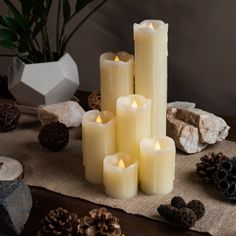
[32,20,45,37]
[45,0,53,17]
[18,40,29,52]
[15,15,31,33]
[32,1,46,20]
[63,0,71,22]
[0,39,16,48]
[19,0,33,16]
[76,0,93,12]
[0,28,17,42]
[0,16,22,34]
[3,0,22,17]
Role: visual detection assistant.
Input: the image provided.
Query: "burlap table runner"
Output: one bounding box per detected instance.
[1,114,236,235]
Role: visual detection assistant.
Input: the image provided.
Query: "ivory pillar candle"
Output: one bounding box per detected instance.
[103,152,138,199]
[134,20,168,137]
[82,110,116,184]
[100,51,134,114]
[139,137,175,195]
[116,94,151,160]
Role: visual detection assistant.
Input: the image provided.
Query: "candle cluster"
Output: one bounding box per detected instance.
[82,20,176,199]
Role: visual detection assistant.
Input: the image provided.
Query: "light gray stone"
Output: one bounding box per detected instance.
[37,101,85,127]
[0,181,32,236]
[176,108,230,144]
[167,103,230,153]
[167,114,207,153]
[167,101,196,109]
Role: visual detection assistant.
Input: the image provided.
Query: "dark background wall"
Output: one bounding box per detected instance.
[0,0,236,116]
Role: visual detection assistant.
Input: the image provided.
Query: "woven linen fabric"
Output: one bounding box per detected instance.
[1,114,236,236]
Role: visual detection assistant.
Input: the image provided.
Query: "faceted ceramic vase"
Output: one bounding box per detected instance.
[8,53,79,106]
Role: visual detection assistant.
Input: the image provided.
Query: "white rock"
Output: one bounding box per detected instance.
[176,108,230,144]
[167,111,208,154]
[167,101,196,109]
[37,101,85,127]
[167,103,230,153]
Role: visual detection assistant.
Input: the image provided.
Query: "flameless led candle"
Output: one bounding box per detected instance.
[103,152,138,199]
[134,20,168,137]
[100,51,134,114]
[139,136,175,195]
[82,110,116,184]
[116,94,151,160]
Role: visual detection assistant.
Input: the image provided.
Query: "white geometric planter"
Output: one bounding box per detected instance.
[8,53,79,107]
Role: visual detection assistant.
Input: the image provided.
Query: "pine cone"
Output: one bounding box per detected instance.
[196,152,228,183]
[78,208,121,236]
[213,157,236,200]
[39,207,80,236]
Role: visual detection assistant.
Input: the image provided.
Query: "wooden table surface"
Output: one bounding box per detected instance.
[4,90,234,236]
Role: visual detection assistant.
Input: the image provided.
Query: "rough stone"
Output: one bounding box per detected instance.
[167,101,196,109]
[37,101,85,127]
[0,181,32,236]
[167,114,207,153]
[176,108,230,144]
[167,103,230,153]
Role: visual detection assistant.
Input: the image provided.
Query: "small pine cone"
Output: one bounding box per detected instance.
[39,207,80,236]
[174,207,197,229]
[187,200,205,220]
[171,196,186,209]
[79,208,121,236]
[196,152,228,183]
[0,104,20,132]
[157,204,179,221]
[38,121,69,151]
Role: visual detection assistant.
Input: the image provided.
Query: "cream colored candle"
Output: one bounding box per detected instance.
[82,110,116,184]
[103,152,138,199]
[139,136,175,195]
[100,51,134,114]
[116,94,151,160]
[134,20,168,137]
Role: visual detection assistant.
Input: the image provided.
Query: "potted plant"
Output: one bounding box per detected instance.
[0,0,108,106]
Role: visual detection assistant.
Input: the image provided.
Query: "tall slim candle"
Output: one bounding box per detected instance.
[82,110,116,184]
[100,51,134,114]
[134,20,168,136]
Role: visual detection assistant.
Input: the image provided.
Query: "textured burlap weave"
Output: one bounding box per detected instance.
[1,114,236,236]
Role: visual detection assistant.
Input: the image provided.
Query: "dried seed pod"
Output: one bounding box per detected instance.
[171,196,186,209]
[0,104,20,132]
[187,200,205,220]
[38,121,69,152]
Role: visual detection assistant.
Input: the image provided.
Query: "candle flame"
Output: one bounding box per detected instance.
[96,115,102,123]
[148,22,154,30]
[118,159,126,168]
[132,100,138,109]
[114,56,120,62]
[154,141,161,151]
